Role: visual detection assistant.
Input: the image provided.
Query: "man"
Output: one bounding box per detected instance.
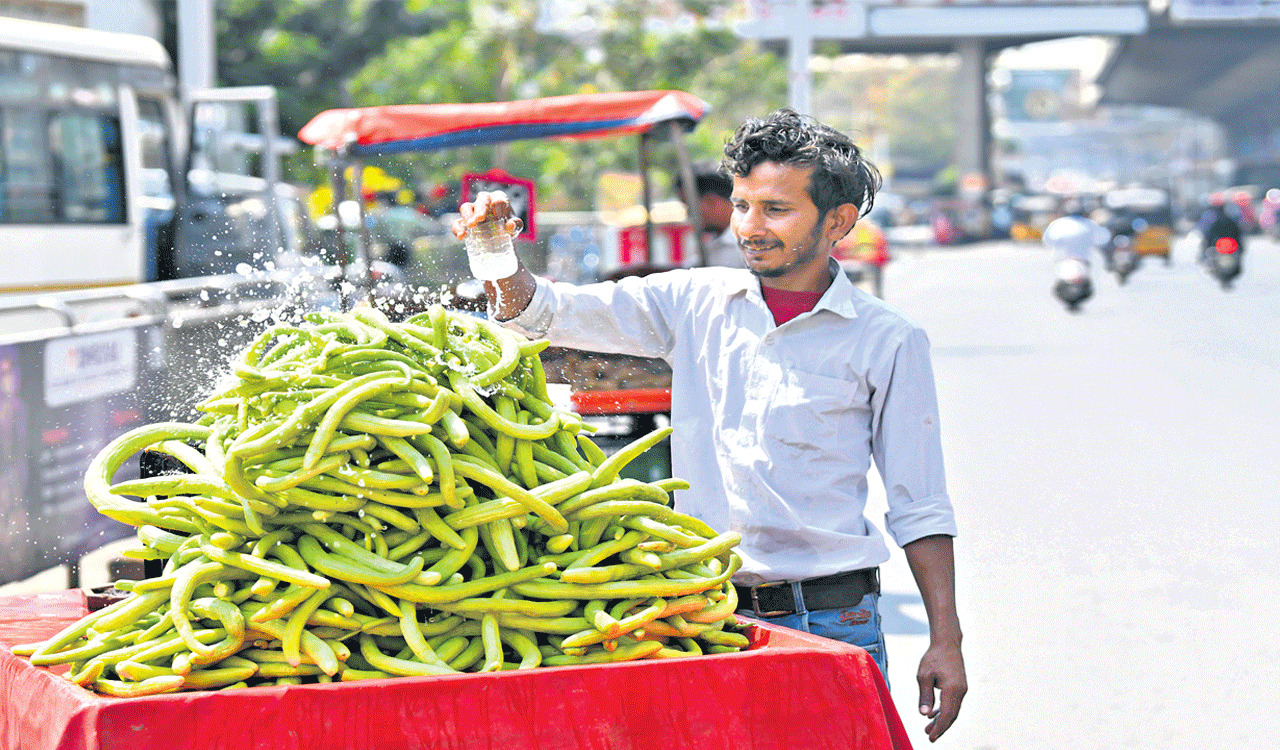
[455,109,966,742]
[1197,192,1243,265]
[687,161,746,268]
[1043,198,1109,266]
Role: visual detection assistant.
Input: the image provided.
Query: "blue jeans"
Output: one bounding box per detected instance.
[739,586,888,686]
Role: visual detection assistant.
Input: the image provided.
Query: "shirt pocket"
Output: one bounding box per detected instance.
[759,368,867,461]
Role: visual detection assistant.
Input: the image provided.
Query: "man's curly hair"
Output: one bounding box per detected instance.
[721,108,882,218]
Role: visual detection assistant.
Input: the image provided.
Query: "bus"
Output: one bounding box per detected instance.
[0,16,299,297]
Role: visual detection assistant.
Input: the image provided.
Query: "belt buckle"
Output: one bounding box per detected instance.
[750,581,792,618]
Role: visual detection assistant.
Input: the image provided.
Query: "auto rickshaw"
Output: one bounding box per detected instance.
[297,90,711,308]
[1009,193,1060,242]
[1103,187,1174,265]
[833,219,890,297]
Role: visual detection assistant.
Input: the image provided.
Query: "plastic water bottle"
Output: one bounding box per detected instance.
[464,217,520,281]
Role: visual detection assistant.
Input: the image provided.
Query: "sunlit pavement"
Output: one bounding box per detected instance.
[5,235,1278,749]
[873,233,1280,749]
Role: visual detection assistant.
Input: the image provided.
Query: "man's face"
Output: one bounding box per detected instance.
[729,161,837,285]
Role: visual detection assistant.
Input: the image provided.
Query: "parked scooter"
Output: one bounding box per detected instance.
[1053,258,1093,312]
[1207,235,1242,290]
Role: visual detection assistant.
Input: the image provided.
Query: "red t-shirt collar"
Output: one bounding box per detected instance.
[760,285,824,326]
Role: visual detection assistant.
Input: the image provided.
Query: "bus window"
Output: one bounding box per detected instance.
[136,97,175,192]
[1,108,55,223]
[1,107,125,225]
[136,96,177,280]
[49,110,125,223]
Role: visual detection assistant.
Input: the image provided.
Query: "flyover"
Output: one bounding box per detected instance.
[736,0,1151,193]
[1098,5,1280,187]
[738,0,1280,193]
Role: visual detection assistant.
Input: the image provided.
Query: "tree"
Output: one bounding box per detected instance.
[811,55,958,184]
[213,0,788,209]
[215,0,464,139]
[342,1,785,210]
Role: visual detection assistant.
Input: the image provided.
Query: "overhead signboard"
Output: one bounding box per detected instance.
[738,0,1150,38]
[738,0,869,36]
[1169,0,1280,19]
[1002,69,1082,122]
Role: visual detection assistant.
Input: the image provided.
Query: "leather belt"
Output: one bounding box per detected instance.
[735,568,879,618]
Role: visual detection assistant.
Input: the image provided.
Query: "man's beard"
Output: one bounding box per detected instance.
[744,225,826,279]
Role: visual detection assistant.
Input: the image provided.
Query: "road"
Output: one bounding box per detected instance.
[872,232,1280,749]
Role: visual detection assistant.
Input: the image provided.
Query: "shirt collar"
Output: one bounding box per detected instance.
[818,257,860,320]
[723,257,860,321]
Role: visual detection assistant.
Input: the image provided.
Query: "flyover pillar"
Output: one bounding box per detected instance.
[954,37,992,194]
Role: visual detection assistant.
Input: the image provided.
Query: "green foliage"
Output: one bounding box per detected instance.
[811,57,958,178]
[338,1,786,210]
[216,0,463,137]
[214,0,957,210]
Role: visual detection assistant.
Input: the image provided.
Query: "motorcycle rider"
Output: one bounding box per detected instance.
[1043,199,1110,311]
[1043,198,1110,266]
[1197,192,1243,265]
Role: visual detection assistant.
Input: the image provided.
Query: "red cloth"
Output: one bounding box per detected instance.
[1,592,912,750]
[761,286,825,325]
[297,91,709,155]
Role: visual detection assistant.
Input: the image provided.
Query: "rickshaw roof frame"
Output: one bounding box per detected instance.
[297,90,709,157]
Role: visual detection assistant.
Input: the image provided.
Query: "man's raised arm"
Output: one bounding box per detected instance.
[452,190,538,320]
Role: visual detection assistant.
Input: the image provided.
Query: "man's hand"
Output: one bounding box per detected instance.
[917,640,966,742]
[452,190,536,320]
[452,190,524,239]
[903,534,967,742]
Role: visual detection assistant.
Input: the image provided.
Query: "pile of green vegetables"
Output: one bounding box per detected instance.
[13,305,745,696]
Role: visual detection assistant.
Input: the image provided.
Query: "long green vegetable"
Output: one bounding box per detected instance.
[13,305,746,694]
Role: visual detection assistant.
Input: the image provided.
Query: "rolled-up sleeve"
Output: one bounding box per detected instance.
[497,276,558,339]
[872,326,958,547]
[497,275,676,358]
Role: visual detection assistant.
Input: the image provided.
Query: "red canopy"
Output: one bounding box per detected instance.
[297,90,709,156]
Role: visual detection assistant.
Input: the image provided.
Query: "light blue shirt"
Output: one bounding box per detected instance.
[501,258,956,584]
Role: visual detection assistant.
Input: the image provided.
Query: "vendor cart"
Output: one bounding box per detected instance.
[297,92,701,471]
[0,591,911,750]
[297,90,714,293]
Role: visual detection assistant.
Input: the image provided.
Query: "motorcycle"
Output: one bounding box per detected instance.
[1107,233,1140,285]
[1207,235,1242,290]
[1053,258,1093,312]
